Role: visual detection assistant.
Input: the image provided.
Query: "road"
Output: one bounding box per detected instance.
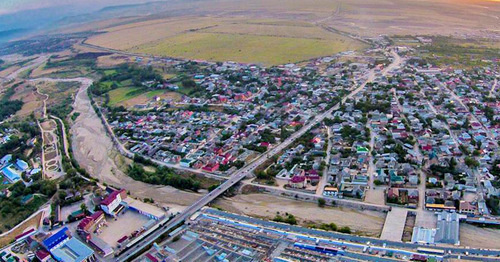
[488,78,498,97]
[116,50,403,261]
[366,120,377,190]
[316,126,332,196]
[440,82,495,141]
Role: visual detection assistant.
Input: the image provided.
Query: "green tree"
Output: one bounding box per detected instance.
[318,198,326,207]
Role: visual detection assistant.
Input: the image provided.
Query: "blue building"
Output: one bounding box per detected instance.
[42,227,97,262]
[0,165,21,183]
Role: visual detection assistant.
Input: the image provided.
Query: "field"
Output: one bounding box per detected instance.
[108,86,143,106]
[78,0,500,59]
[86,16,366,66]
[9,83,44,118]
[330,0,500,37]
[414,36,500,67]
[96,54,130,68]
[108,87,182,108]
[87,17,223,50]
[132,31,362,66]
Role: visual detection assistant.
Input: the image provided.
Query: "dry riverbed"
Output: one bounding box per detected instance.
[70,79,199,207]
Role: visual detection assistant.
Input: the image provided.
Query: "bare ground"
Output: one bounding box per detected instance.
[97,54,130,68]
[70,80,200,207]
[214,193,386,237]
[459,223,500,249]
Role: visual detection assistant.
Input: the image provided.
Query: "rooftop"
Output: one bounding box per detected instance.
[51,238,94,262]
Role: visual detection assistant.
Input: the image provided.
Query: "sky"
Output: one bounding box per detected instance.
[0,0,148,15]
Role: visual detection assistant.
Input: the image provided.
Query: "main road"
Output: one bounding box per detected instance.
[116,50,403,261]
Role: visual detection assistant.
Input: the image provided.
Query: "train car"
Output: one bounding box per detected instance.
[411,254,428,261]
[417,247,445,256]
[293,242,340,255]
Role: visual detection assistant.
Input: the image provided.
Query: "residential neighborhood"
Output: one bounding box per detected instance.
[0,10,499,261]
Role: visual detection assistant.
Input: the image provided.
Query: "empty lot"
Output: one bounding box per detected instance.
[215,193,385,237]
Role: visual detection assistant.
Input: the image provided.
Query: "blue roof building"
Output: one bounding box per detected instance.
[43,227,70,250]
[51,238,96,262]
[43,227,96,262]
[15,159,29,172]
[1,165,21,183]
[0,154,11,166]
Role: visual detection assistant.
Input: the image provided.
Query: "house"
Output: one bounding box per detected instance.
[434,211,465,245]
[36,250,52,262]
[202,163,219,172]
[411,227,436,244]
[323,187,338,197]
[180,158,195,168]
[387,188,399,199]
[288,175,306,189]
[458,201,477,215]
[100,189,127,217]
[0,164,22,183]
[21,194,34,205]
[77,211,106,234]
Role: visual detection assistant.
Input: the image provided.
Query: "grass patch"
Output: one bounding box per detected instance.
[103,69,117,76]
[108,87,146,106]
[132,32,365,66]
[145,89,167,98]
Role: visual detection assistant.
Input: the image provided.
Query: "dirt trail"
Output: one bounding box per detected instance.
[66,78,199,207]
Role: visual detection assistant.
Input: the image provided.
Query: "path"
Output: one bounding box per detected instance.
[28,78,66,179]
[316,126,332,196]
[50,115,70,159]
[488,78,498,97]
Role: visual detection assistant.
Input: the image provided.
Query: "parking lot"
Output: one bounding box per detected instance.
[97,210,150,248]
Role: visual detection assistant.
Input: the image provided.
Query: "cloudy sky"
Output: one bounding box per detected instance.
[0,0,148,15]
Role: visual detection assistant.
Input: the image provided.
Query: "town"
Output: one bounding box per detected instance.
[0,6,499,262]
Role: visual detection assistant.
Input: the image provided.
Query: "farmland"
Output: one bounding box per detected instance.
[87,17,223,50]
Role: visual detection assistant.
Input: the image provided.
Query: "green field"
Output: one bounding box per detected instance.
[144,89,166,98]
[103,69,117,76]
[108,87,145,106]
[132,32,365,66]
